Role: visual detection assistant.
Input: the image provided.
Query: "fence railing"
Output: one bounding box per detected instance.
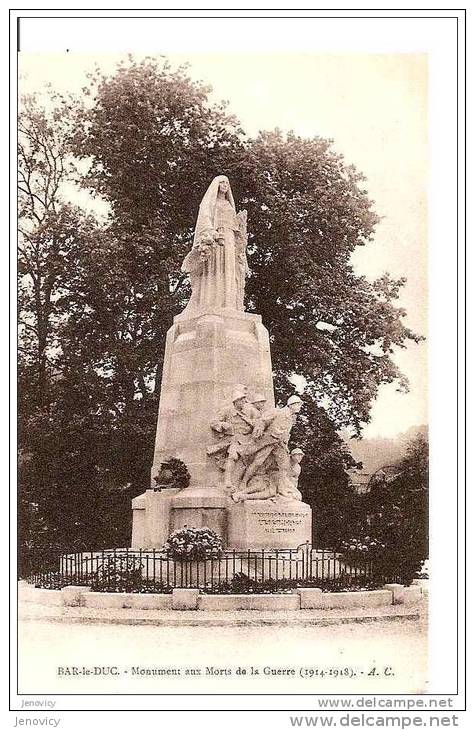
[22,545,390,592]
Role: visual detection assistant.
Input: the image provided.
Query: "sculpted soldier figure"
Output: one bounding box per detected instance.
[208,386,260,489]
[232,395,304,501]
[230,474,277,503]
[250,393,269,415]
[278,448,305,501]
[231,446,306,503]
[232,444,305,503]
[229,393,277,503]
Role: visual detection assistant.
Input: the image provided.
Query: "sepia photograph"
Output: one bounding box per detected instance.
[11,9,465,720]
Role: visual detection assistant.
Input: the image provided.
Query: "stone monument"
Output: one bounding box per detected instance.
[131,175,312,550]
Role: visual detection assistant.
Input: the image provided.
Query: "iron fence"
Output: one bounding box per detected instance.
[21,544,396,592]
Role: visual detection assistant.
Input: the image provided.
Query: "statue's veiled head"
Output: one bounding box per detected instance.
[205,175,234,206]
[193,175,236,246]
[217,176,230,196]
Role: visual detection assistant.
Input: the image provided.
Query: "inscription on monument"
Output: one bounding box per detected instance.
[227,500,312,550]
[251,509,309,535]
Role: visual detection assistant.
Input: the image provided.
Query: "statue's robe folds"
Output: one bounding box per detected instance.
[181,176,247,317]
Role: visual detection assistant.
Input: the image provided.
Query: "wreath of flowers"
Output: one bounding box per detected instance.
[164,526,224,561]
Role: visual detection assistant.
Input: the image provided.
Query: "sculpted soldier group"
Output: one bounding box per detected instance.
[207,387,305,503]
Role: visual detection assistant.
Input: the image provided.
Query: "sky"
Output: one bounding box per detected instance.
[19,52,428,438]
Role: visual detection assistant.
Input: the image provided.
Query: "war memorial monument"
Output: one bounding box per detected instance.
[131,175,312,551]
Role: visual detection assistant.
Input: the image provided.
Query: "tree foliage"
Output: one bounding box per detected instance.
[233,133,420,430]
[357,434,429,583]
[72,58,421,431]
[17,92,136,557]
[18,57,423,556]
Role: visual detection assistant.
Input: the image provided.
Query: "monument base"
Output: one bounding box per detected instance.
[132,491,312,550]
[131,487,229,549]
[131,489,180,550]
[169,486,228,539]
[226,499,312,550]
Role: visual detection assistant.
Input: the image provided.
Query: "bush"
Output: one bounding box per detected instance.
[30,568,173,593]
[33,572,72,590]
[90,554,144,592]
[204,573,294,594]
[164,527,223,560]
[340,536,385,567]
[340,533,422,586]
[28,567,383,594]
[131,580,173,594]
[203,572,383,594]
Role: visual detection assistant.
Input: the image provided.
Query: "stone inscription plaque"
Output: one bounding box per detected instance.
[227,500,312,550]
[251,509,308,535]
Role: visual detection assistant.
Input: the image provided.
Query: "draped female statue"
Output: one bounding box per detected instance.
[180,175,248,316]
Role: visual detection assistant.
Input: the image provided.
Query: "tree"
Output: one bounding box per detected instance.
[17,92,130,558]
[73,56,244,233]
[356,433,429,583]
[289,396,361,548]
[62,58,247,490]
[233,131,420,431]
[18,91,82,408]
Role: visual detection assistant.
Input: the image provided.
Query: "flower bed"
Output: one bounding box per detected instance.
[31,571,384,594]
[203,573,383,595]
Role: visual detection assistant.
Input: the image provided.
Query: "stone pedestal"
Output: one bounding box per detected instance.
[227,500,312,550]
[145,308,275,542]
[152,309,274,486]
[170,486,228,539]
[131,489,179,550]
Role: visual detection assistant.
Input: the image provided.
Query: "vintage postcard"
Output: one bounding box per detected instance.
[9,8,466,724]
